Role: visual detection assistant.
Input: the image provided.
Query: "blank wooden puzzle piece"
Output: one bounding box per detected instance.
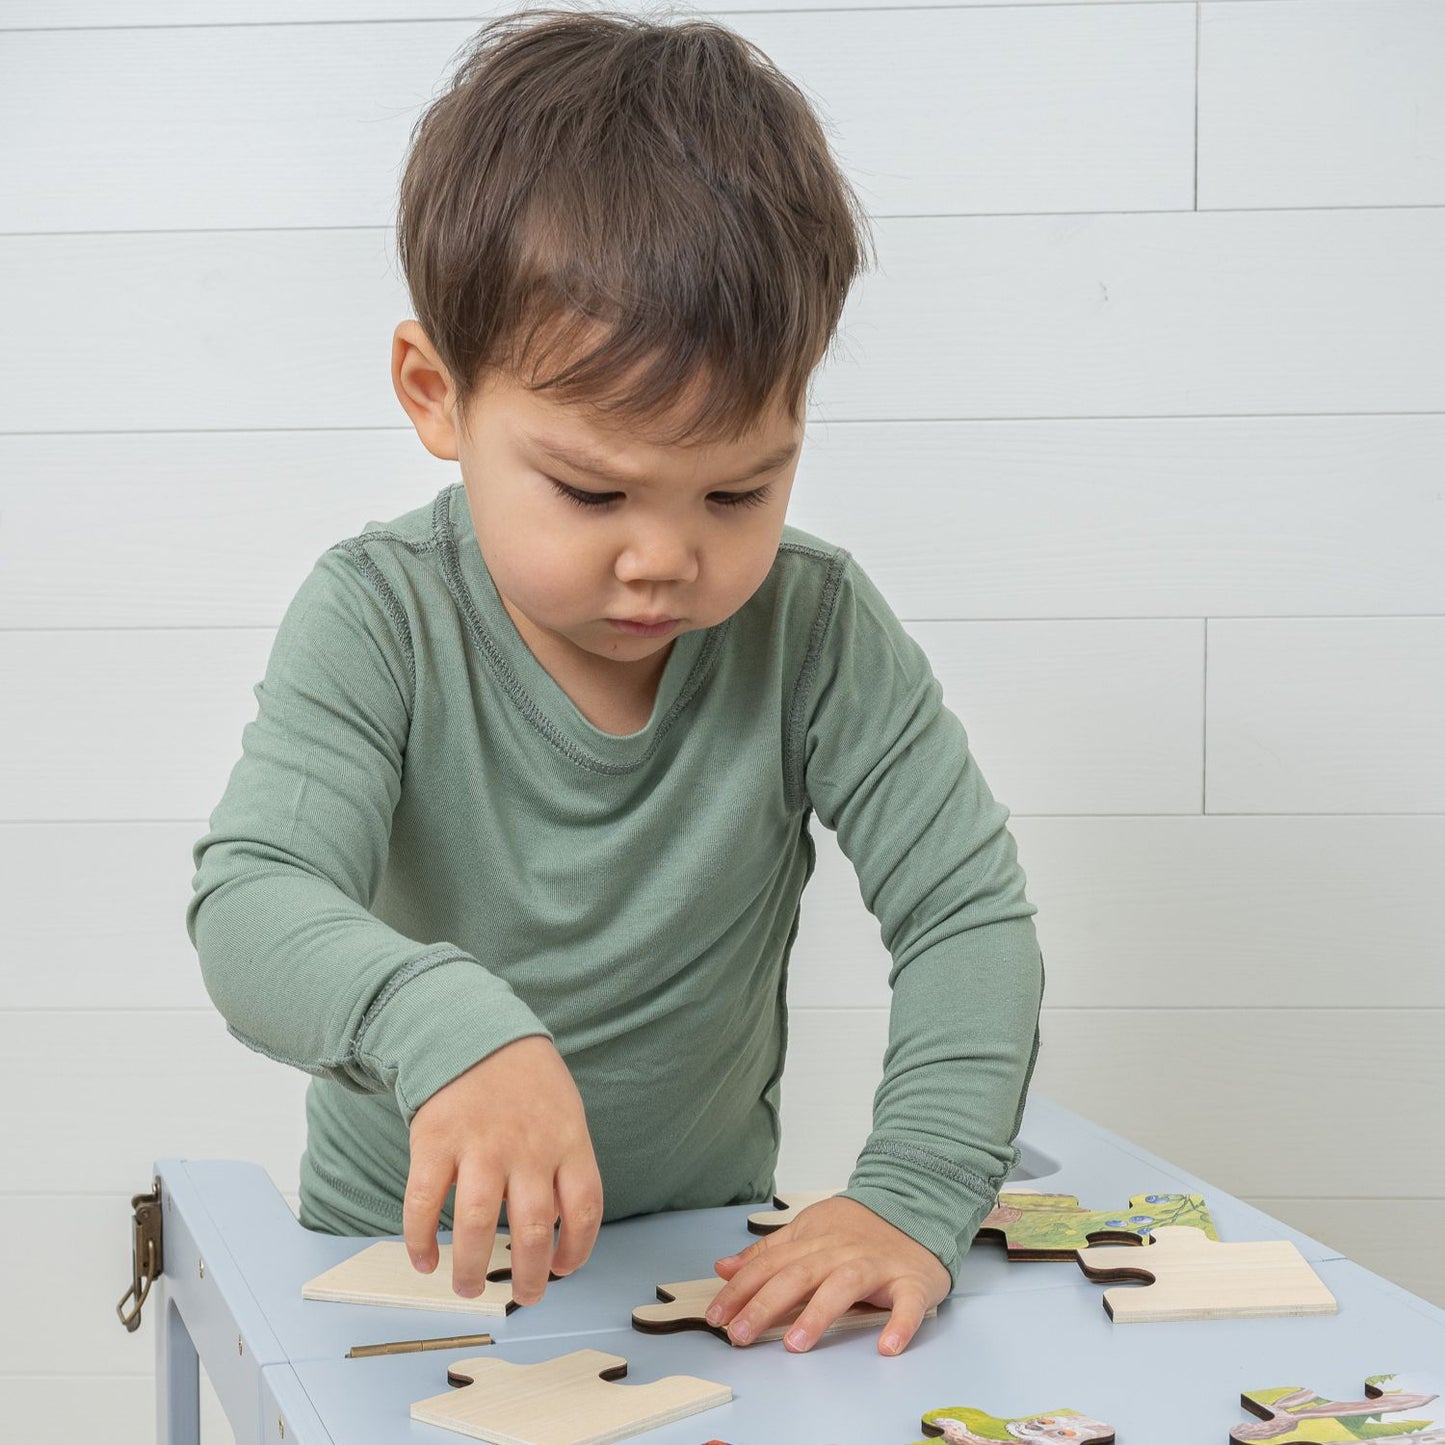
[631,1276,936,1345]
[1075,1225,1337,1324]
[302,1236,517,1315]
[409,1347,731,1445]
[915,1402,1116,1443]
[745,1190,839,1235]
[978,1189,1218,1259]
[1231,1372,1443,1443]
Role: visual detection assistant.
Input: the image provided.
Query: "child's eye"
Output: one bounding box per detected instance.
[550,480,619,509]
[712,484,773,510]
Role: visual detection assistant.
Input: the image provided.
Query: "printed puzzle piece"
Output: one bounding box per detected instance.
[631,1276,936,1345]
[745,1190,839,1234]
[409,1347,731,1445]
[977,1190,1217,1259]
[1231,1371,1443,1443]
[301,1235,517,1315]
[914,1402,1116,1443]
[1075,1225,1337,1324]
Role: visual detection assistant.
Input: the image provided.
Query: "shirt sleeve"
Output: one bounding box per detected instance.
[185,541,551,1126]
[798,550,1044,1285]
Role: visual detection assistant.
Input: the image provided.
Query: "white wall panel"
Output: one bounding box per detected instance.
[1207,618,1445,814]
[0,7,1195,232]
[1200,0,1445,209]
[791,815,1445,1010]
[6,211,1443,436]
[782,1006,1445,1200]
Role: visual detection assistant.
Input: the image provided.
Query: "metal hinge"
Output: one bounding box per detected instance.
[116,1178,164,1332]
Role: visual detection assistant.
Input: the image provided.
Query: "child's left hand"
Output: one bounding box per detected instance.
[705,1195,951,1356]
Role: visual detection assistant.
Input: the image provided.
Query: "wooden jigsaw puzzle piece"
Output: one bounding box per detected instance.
[409,1347,731,1445]
[978,1190,1217,1259]
[631,1276,935,1345]
[745,1190,839,1235]
[1231,1371,1443,1443]
[914,1402,1115,1443]
[1075,1225,1337,1324]
[301,1234,517,1315]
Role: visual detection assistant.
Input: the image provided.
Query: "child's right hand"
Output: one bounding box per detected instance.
[403,1034,603,1305]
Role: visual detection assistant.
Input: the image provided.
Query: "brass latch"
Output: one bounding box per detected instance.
[116,1179,164,1332]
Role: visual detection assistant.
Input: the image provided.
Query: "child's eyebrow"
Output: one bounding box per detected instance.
[529,434,799,488]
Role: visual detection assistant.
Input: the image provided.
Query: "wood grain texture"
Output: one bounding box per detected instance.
[1076,1226,1338,1323]
[409,1349,730,1445]
[302,1237,515,1316]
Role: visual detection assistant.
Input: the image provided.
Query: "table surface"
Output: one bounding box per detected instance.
[156,1094,1445,1444]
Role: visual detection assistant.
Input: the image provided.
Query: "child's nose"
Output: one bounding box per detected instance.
[615,529,700,585]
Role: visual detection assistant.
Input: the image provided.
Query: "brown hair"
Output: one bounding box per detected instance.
[393,3,877,447]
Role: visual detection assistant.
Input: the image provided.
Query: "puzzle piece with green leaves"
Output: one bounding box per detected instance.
[976,1190,1217,1260]
[1231,1371,1443,1442]
[913,1401,1116,1443]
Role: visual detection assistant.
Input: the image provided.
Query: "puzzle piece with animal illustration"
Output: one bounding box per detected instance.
[745,1189,839,1234]
[977,1190,1217,1259]
[301,1235,519,1315]
[1231,1371,1443,1443]
[409,1347,731,1445]
[631,1276,935,1344]
[1075,1225,1337,1323]
[913,1401,1116,1443]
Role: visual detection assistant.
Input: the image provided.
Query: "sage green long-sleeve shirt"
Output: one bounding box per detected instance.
[186,481,1043,1284]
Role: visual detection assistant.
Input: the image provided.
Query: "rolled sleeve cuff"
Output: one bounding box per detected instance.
[842,1135,1014,1288]
[355,950,553,1126]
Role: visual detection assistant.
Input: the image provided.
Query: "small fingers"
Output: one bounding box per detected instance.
[449,1160,504,1299]
[877,1281,931,1357]
[505,1175,559,1305]
[713,1258,825,1347]
[777,1264,874,1353]
[403,1153,455,1274]
[552,1157,604,1276]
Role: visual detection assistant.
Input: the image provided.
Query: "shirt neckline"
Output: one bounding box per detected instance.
[436,483,724,771]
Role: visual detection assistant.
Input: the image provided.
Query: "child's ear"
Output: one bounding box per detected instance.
[391,319,462,461]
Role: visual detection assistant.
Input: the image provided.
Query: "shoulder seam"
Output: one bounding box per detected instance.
[783,545,852,812]
[327,537,418,711]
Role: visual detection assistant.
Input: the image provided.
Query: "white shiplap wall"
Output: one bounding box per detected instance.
[3,1,1443,1439]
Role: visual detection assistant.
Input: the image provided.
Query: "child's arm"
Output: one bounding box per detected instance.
[708,550,1044,1353]
[186,543,601,1299]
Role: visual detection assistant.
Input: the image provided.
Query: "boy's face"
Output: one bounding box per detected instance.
[392,320,805,685]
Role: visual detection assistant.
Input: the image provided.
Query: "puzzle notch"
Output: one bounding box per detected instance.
[1075,1225,1337,1324]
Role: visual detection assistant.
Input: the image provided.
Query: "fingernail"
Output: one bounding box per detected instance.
[731,1320,752,1344]
[456,1283,479,1298]
[705,1305,723,1325]
[882,1333,902,1354]
[785,1328,807,1350]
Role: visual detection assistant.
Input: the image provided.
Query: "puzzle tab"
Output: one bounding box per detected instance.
[409,1347,731,1445]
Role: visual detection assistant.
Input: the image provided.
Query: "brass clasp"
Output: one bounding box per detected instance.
[116,1179,164,1331]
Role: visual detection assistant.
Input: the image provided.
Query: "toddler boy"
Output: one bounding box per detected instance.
[187,6,1043,1357]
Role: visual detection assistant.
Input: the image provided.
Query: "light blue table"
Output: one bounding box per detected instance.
[150,1095,1445,1443]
